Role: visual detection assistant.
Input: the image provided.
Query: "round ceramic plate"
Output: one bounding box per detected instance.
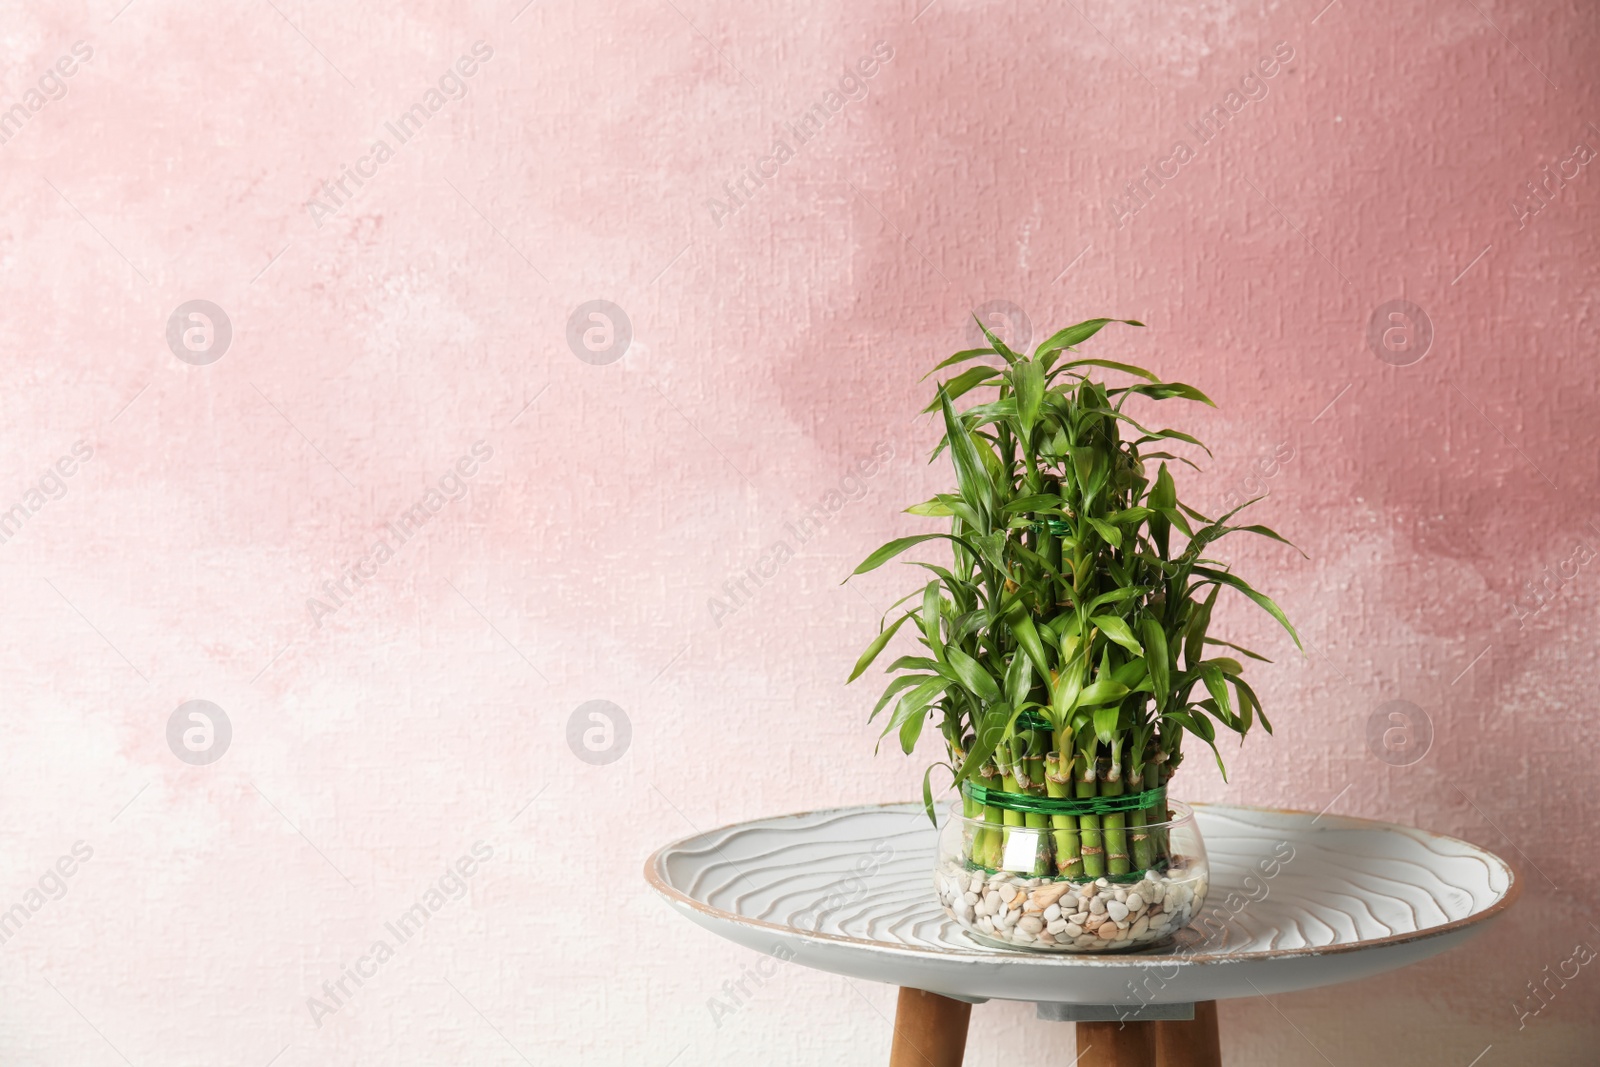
[645,803,1517,1005]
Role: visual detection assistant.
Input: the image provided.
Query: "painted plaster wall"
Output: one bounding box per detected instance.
[0,0,1596,1063]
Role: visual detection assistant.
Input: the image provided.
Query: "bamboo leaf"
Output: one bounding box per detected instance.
[1004,652,1034,708]
[849,611,914,683]
[1234,677,1256,734]
[1091,615,1143,656]
[1014,358,1045,437]
[1184,585,1221,670]
[899,702,928,753]
[1141,617,1170,711]
[1147,462,1175,555]
[1115,381,1216,406]
[1132,428,1214,458]
[1093,704,1119,743]
[1001,493,1063,515]
[921,581,942,648]
[1111,656,1150,691]
[1232,523,1308,557]
[1051,661,1083,718]
[1168,707,1228,779]
[883,676,949,737]
[921,764,941,824]
[923,365,1002,411]
[1192,566,1303,651]
[1160,506,1195,538]
[1051,357,1160,383]
[974,433,1009,488]
[924,347,1000,377]
[970,531,1012,575]
[945,645,1001,703]
[870,673,931,720]
[1204,637,1273,662]
[972,315,1021,364]
[1086,586,1149,612]
[1008,610,1053,678]
[1232,675,1270,734]
[1162,708,1213,742]
[939,389,996,518]
[1086,516,1123,547]
[906,498,955,517]
[1201,667,1238,731]
[1035,318,1146,359]
[1077,678,1129,706]
[848,533,979,578]
[1070,446,1095,495]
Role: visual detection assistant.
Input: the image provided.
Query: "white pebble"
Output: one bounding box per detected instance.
[946,857,1207,956]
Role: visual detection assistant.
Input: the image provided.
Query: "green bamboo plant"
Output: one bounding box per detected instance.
[848,316,1302,882]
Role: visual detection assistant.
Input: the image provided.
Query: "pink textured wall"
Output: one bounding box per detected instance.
[1,0,1596,1063]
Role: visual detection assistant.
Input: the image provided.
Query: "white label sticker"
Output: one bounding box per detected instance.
[999,828,1042,872]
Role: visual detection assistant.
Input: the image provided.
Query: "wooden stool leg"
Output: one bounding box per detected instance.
[1154,1000,1221,1067]
[889,987,971,1067]
[1075,1019,1157,1067]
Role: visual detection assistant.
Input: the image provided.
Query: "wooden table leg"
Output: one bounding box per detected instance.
[1075,1019,1157,1067]
[1154,1001,1221,1067]
[889,987,971,1067]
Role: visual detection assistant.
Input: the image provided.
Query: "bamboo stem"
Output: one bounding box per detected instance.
[998,739,1025,870]
[1103,742,1131,877]
[1151,755,1172,865]
[1075,749,1105,879]
[1045,752,1082,880]
[1128,763,1156,872]
[1022,730,1049,877]
[977,763,1004,869]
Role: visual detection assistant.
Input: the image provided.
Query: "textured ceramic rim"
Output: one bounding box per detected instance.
[643,801,1521,968]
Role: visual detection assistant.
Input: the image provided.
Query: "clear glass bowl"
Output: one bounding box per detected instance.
[934,800,1208,953]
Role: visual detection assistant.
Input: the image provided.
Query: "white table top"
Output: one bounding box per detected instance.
[645,802,1517,1005]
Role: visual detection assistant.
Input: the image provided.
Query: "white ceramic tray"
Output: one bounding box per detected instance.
[646,803,1517,1006]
